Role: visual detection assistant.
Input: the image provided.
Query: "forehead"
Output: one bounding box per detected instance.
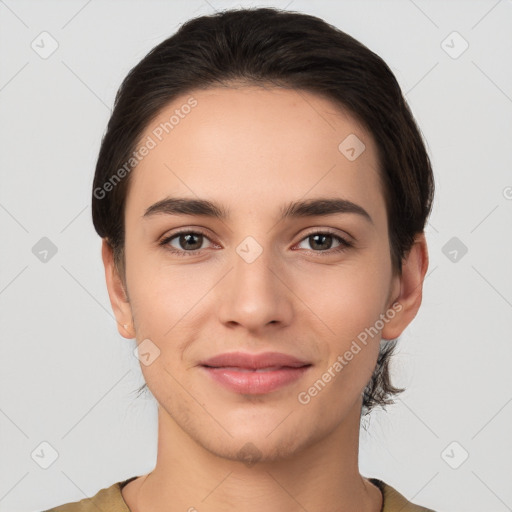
[125,86,384,224]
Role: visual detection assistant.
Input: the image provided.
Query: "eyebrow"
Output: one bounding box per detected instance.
[142,197,373,224]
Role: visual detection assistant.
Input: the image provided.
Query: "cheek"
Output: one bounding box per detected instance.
[292,258,390,394]
[296,258,391,341]
[125,241,213,334]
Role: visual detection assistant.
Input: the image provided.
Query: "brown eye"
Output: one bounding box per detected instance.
[160,230,213,256]
[296,231,352,255]
[173,232,204,251]
[308,233,335,251]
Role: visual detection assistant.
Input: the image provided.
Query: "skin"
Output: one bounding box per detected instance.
[102,85,429,512]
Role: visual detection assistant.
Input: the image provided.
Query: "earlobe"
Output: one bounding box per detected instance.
[381,233,429,340]
[101,239,134,339]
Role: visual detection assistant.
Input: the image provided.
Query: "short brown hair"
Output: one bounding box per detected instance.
[92,7,434,415]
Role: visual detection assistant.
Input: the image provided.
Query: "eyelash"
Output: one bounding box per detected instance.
[158,229,353,257]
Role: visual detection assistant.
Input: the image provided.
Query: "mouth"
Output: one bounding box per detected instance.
[198,351,312,394]
[202,365,306,372]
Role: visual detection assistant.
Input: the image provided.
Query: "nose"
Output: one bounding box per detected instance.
[215,240,294,333]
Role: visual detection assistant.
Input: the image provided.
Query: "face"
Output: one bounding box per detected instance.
[106,85,412,463]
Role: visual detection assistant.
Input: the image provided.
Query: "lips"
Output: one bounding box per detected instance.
[199,351,311,370]
[199,351,312,394]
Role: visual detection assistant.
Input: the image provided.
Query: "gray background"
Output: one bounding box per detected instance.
[1,0,511,511]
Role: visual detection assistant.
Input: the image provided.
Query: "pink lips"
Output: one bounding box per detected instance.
[199,351,312,394]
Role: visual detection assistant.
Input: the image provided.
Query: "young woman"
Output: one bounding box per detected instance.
[46,7,435,512]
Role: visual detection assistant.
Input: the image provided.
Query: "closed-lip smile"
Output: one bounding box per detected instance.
[199,351,312,394]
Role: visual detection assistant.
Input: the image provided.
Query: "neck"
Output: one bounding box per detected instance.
[127,399,382,512]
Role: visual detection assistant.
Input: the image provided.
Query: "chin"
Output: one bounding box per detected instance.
[201,422,317,466]
[209,437,302,465]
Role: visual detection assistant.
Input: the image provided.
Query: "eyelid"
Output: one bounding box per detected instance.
[158,227,216,250]
[297,227,354,245]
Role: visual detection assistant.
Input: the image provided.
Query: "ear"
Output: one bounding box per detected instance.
[101,239,135,339]
[381,232,429,340]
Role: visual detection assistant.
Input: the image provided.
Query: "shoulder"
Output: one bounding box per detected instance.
[42,477,136,512]
[370,478,437,512]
